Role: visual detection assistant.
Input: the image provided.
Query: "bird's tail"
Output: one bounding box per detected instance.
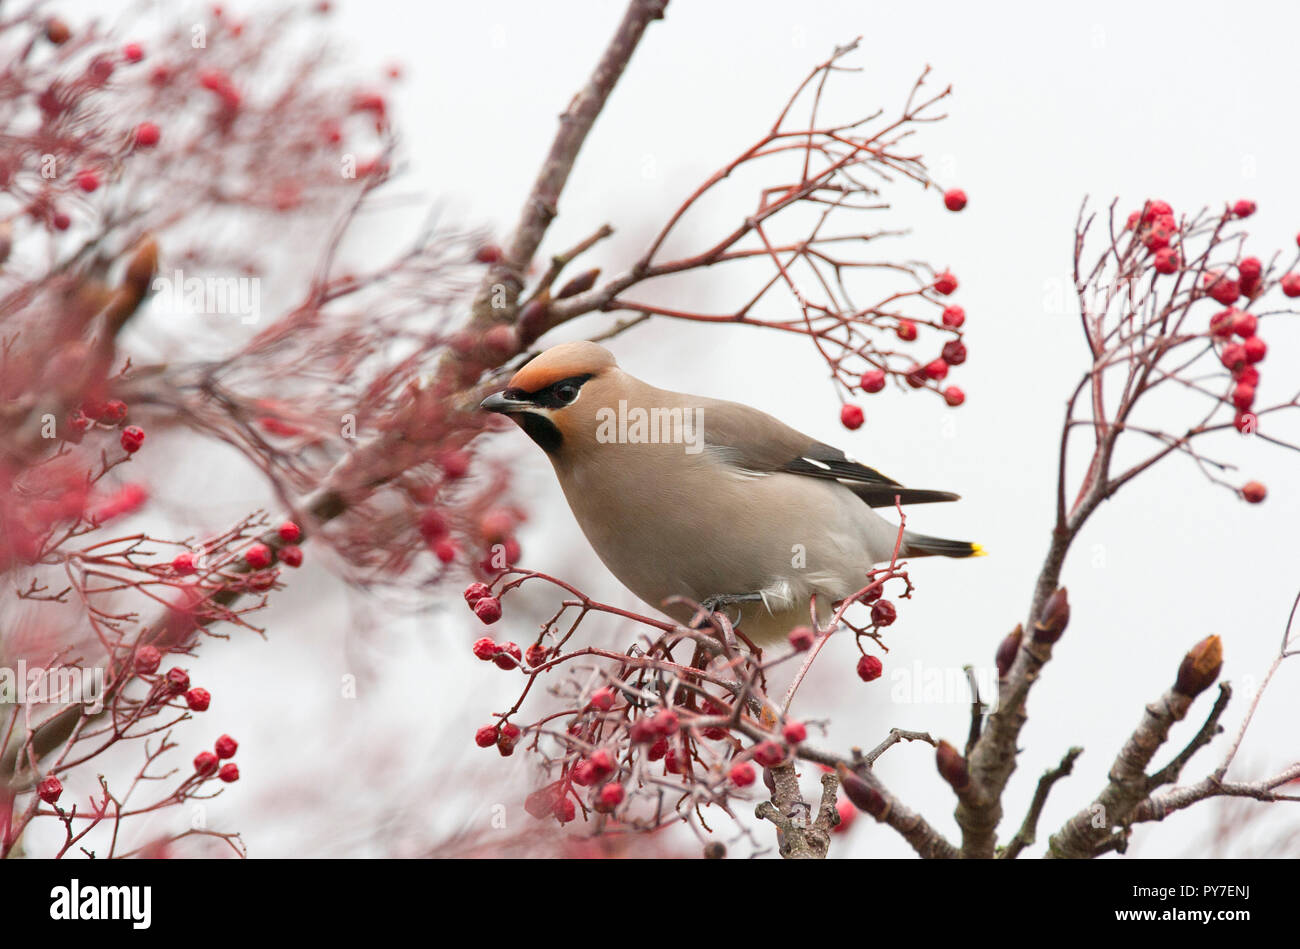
[901,531,986,559]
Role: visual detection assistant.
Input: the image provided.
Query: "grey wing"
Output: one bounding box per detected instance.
[699,397,960,508]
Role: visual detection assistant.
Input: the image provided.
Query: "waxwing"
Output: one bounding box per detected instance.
[481,341,982,644]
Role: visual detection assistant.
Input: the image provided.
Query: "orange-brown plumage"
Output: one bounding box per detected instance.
[507,340,615,393]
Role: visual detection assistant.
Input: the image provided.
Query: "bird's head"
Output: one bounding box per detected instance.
[480,341,618,455]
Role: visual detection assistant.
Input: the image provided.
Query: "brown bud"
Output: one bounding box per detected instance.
[45,18,71,44]
[935,740,971,794]
[835,764,888,818]
[1032,587,1070,644]
[516,298,550,346]
[996,624,1023,678]
[123,236,159,298]
[702,841,726,859]
[556,267,600,300]
[1174,635,1222,698]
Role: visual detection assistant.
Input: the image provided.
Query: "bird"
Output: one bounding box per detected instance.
[480,341,982,645]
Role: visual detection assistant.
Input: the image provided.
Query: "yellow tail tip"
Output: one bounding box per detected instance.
[970,543,988,557]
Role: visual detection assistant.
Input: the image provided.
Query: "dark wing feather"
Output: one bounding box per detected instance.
[698,397,960,507]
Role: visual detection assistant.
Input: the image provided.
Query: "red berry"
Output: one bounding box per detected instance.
[870,599,897,627]
[1153,248,1180,275]
[782,721,807,744]
[941,340,967,365]
[1142,222,1175,251]
[75,169,100,192]
[123,42,144,63]
[278,545,303,567]
[277,521,301,542]
[924,358,949,381]
[475,243,503,264]
[479,509,514,543]
[492,641,521,670]
[752,740,784,767]
[856,654,883,682]
[729,762,756,787]
[214,734,238,759]
[185,688,211,712]
[52,211,71,231]
[1237,253,1258,283]
[941,305,966,328]
[1243,336,1267,364]
[134,122,161,147]
[1210,309,1236,339]
[133,645,161,674]
[524,643,548,667]
[1219,343,1247,370]
[1233,412,1256,434]
[1231,383,1256,412]
[905,365,928,388]
[120,425,145,453]
[1281,273,1300,298]
[942,385,965,407]
[473,596,502,625]
[472,637,498,661]
[244,542,271,569]
[1233,364,1260,387]
[647,737,669,761]
[165,667,190,694]
[664,749,685,775]
[1241,481,1267,504]
[1233,311,1258,338]
[439,450,471,479]
[1232,199,1256,218]
[943,188,967,211]
[840,403,864,430]
[589,686,615,711]
[588,749,615,779]
[896,319,918,342]
[432,538,457,563]
[859,369,886,393]
[463,582,491,605]
[933,271,958,295]
[598,782,624,808]
[194,751,219,776]
[171,552,197,575]
[1209,277,1240,306]
[1141,200,1173,224]
[832,797,857,834]
[475,725,498,748]
[652,709,680,736]
[417,509,448,541]
[37,775,63,804]
[218,763,239,783]
[788,626,815,651]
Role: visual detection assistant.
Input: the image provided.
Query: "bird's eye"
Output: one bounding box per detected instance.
[554,382,580,404]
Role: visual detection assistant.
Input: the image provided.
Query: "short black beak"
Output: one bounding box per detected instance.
[480,391,524,414]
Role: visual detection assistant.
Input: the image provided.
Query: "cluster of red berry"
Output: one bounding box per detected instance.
[839,188,971,429]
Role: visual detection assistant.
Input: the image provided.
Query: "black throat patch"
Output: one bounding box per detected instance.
[518,412,563,454]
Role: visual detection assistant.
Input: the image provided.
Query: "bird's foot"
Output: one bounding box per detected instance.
[691,592,763,628]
